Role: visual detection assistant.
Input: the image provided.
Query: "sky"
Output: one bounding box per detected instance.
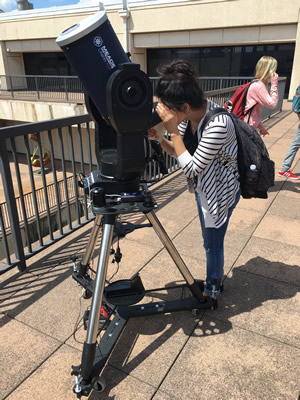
[0,0,96,12]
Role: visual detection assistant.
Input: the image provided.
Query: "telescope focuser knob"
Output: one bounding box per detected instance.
[91,187,106,208]
[143,191,154,208]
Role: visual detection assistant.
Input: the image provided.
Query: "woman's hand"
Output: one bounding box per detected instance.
[147,127,164,143]
[156,102,186,156]
[259,129,270,137]
[271,72,278,79]
[156,103,180,135]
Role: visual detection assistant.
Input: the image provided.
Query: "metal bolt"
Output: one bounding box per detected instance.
[73,377,81,394]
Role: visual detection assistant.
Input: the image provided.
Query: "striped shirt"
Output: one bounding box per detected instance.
[177,100,240,228]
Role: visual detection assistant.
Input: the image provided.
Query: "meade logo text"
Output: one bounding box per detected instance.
[93,36,116,70]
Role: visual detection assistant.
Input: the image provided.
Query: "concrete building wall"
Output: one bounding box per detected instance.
[0,99,86,122]
[0,0,299,98]
[290,15,300,94]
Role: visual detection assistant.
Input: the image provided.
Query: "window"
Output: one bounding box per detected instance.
[147,42,295,97]
[23,52,76,76]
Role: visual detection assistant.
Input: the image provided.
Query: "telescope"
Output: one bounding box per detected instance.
[57,11,163,196]
[57,11,216,400]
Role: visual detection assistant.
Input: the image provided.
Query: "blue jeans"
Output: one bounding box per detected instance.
[196,189,240,298]
[281,114,300,171]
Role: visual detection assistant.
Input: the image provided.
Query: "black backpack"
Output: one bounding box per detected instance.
[200,107,275,199]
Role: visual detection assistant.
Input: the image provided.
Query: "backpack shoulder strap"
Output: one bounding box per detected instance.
[242,79,259,118]
[199,107,228,135]
[200,107,240,179]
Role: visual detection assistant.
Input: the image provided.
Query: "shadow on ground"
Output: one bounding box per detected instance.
[86,256,300,399]
[263,109,293,130]
[0,172,187,330]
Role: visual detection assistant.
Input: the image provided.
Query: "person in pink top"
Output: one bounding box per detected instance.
[244,56,279,137]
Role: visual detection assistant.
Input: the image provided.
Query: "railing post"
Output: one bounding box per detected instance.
[35,76,40,99]
[0,138,26,271]
[9,76,14,98]
[64,77,69,101]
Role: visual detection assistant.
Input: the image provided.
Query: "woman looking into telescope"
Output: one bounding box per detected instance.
[148,60,240,299]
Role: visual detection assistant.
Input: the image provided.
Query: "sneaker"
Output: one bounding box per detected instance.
[278,170,300,179]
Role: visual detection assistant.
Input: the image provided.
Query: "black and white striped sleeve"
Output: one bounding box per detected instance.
[177,113,234,179]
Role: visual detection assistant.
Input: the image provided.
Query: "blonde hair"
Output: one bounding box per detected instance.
[255,56,277,83]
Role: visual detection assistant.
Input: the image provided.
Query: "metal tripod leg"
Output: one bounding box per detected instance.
[78,215,103,276]
[80,214,116,381]
[145,210,204,301]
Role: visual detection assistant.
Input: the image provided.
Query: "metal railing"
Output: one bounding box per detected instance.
[0,74,85,103]
[203,77,287,121]
[150,76,254,96]
[0,74,272,104]
[0,78,286,274]
[0,115,92,273]
[0,114,179,274]
[0,175,81,231]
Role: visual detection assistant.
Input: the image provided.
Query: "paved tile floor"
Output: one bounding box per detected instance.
[1,104,300,400]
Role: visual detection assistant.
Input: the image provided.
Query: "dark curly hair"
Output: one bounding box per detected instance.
[155,60,206,111]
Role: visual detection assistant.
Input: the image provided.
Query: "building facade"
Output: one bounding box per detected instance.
[0,0,299,99]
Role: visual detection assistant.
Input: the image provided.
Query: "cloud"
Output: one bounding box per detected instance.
[0,0,17,12]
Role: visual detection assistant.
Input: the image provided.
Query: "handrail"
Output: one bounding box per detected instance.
[0,175,82,231]
[0,74,285,104]
[0,112,179,274]
[0,78,287,274]
[204,77,287,121]
[0,114,94,273]
[0,74,84,103]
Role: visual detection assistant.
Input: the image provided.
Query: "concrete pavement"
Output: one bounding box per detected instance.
[0,104,300,400]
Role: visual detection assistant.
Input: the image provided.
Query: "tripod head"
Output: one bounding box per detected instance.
[56,11,164,197]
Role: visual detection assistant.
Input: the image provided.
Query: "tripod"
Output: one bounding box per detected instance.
[71,183,216,399]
